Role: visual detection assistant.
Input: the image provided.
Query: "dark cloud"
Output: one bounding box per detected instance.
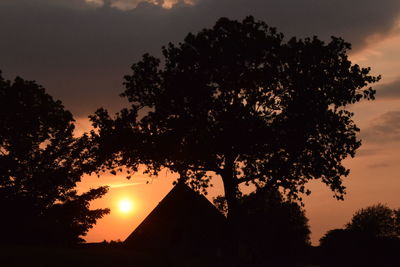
[376,79,400,99]
[367,162,391,169]
[1,0,399,117]
[361,111,400,143]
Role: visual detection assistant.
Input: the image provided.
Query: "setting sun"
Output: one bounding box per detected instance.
[118,199,133,213]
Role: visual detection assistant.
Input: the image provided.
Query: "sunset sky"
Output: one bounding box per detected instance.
[1,0,400,245]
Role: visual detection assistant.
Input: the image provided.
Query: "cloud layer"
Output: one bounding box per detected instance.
[1,0,400,117]
[377,79,400,99]
[361,111,400,143]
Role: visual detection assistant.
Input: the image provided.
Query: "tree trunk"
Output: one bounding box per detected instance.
[222,170,239,221]
[220,154,241,266]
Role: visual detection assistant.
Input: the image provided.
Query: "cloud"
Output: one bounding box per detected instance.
[361,111,400,143]
[1,0,400,117]
[376,79,400,99]
[0,0,92,9]
[367,162,391,169]
[109,182,143,188]
[107,0,195,9]
[355,148,380,157]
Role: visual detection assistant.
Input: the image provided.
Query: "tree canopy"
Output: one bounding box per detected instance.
[0,71,109,245]
[319,204,400,267]
[346,203,400,239]
[89,16,380,218]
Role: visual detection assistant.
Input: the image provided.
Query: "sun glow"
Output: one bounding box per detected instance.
[118,199,133,213]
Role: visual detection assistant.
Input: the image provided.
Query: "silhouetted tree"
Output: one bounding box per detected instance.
[0,72,109,245]
[319,204,400,267]
[233,188,310,265]
[346,203,400,239]
[89,16,379,221]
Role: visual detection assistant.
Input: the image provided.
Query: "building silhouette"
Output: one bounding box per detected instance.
[124,181,226,258]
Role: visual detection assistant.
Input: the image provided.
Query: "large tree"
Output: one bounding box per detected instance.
[89,16,379,219]
[0,72,109,245]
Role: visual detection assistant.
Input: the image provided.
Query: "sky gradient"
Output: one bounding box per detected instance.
[1,0,400,244]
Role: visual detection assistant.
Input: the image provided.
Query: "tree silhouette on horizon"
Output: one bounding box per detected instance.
[0,72,109,245]
[320,204,400,267]
[346,203,400,239]
[89,16,380,221]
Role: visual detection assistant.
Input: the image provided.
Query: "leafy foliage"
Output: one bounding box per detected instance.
[239,188,310,264]
[89,16,379,218]
[319,204,400,267]
[346,203,400,239]
[0,72,109,245]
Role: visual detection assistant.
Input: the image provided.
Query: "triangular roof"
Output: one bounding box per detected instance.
[124,181,226,251]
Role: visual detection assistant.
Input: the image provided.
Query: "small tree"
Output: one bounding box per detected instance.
[236,188,310,264]
[89,16,379,220]
[0,72,109,245]
[320,204,400,267]
[346,203,400,239]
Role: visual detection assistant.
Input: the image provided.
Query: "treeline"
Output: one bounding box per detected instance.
[0,68,397,265]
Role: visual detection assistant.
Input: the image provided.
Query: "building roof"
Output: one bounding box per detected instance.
[124,181,226,252]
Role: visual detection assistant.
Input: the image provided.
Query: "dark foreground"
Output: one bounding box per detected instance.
[0,244,321,267]
[1,244,398,267]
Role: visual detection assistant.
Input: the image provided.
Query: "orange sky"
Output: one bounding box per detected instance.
[76,24,400,245]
